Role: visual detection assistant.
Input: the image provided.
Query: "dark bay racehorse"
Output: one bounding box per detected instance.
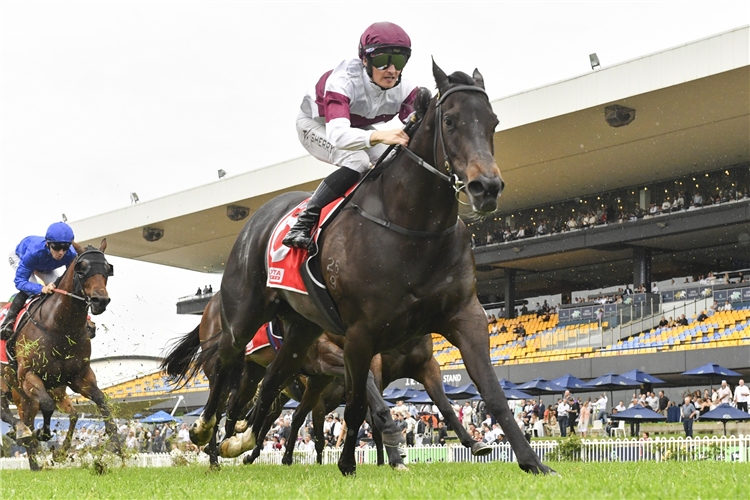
[162,293,408,468]
[197,62,553,475]
[7,240,121,470]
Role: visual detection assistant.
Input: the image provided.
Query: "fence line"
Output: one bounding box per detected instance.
[2,436,747,470]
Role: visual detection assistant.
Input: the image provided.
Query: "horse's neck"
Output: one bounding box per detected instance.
[367,121,459,233]
[45,266,87,332]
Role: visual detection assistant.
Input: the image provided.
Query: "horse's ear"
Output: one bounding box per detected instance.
[414,87,432,120]
[473,68,485,89]
[432,58,449,93]
[99,238,107,253]
[72,242,84,255]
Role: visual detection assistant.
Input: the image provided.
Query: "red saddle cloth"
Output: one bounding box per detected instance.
[266,195,347,294]
[245,321,283,356]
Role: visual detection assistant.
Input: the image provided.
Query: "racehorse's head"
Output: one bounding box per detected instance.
[71,239,113,315]
[432,60,503,214]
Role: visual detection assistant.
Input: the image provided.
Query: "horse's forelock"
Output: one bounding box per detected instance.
[447,71,476,86]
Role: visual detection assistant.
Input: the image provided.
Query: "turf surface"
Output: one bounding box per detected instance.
[2,461,749,499]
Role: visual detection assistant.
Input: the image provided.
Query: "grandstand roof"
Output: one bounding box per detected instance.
[72,26,749,274]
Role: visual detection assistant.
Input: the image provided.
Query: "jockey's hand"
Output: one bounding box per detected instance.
[41,283,56,294]
[370,129,409,147]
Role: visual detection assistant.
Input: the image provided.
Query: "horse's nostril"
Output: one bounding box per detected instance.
[467,181,485,198]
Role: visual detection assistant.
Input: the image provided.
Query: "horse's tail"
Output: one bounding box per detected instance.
[161,324,203,389]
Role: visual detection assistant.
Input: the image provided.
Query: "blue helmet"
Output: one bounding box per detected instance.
[45,222,74,243]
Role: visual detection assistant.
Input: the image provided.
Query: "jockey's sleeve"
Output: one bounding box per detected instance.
[14,258,43,295]
[324,92,372,151]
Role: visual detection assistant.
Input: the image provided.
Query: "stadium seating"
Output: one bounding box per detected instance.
[432,307,750,369]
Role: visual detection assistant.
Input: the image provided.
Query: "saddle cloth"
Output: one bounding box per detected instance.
[0,303,7,364]
[266,195,347,294]
[245,321,283,356]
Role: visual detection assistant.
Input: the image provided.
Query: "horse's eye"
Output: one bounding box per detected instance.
[444,117,455,129]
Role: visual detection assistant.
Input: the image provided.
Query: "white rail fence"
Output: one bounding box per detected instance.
[2,436,747,470]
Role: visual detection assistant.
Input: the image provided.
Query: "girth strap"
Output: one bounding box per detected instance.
[344,204,459,238]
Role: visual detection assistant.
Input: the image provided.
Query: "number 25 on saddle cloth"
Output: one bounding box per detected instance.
[266,195,348,294]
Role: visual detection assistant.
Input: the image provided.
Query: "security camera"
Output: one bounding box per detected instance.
[227,205,250,222]
[143,227,164,242]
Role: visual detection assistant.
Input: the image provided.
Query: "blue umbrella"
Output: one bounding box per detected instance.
[141,410,182,423]
[587,373,642,409]
[498,379,517,390]
[621,369,665,385]
[698,403,750,436]
[442,382,459,393]
[183,407,204,417]
[550,374,593,392]
[681,363,741,390]
[406,391,434,404]
[470,388,533,401]
[608,404,666,422]
[384,388,420,401]
[515,378,567,396]
[444,383,478,399]
[283,400,300,409]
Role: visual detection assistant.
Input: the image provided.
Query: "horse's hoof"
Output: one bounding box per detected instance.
[35,429,52,442]
[471,441,493,457]
[281,457,293,466]
[16,424,32,440]
[219,429,256,458]
[338,463,356,477]
[234,420,248,433]
[391,463,409,471]
[190,415,217,446]
[29,460,42,472]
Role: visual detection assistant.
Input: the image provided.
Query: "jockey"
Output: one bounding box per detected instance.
[0,222,77,339]
[282,21,419,248]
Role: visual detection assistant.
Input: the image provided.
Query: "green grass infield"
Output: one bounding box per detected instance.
[2,461,749,499]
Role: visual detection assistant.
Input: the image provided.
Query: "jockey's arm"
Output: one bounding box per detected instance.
[324,91,411,150]
[14,260,44,296]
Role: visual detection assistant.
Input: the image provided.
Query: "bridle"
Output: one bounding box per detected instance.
[55,248,114,307]
[401,84,490,198]
[319,83,492,240]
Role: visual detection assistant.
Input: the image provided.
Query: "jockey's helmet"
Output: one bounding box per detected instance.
[358,22,411,63]
[45,222,75,243]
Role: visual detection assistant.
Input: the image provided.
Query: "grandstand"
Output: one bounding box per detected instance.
[68,27,749,402]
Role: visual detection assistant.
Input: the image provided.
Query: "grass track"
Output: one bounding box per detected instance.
[2,461,749,499]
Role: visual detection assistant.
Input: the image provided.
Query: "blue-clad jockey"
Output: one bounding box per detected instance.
[1,222,77,338]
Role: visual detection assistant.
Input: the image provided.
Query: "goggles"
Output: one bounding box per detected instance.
[48,242,71,252]
[369,52,409,71]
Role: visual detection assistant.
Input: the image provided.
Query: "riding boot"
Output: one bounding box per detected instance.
[282,168,360,249]
[0,291,28,341]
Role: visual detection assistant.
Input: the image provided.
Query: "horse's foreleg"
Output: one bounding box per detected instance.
[20,371,54,442]
[442,302,555,475]
[370,416,385,466]
[312,399,326,464]
[338,333,374,476]
[55,393,78,459]
[282,375,334,466]
[417,357,490,456]
[70,369,123,458]
[363,371,406,469]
